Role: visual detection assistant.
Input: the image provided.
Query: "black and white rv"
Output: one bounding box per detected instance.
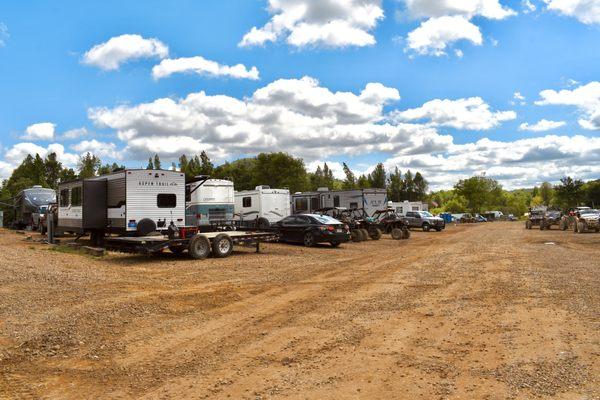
[291,188,387,216]
[57,169,186,240]
[234,186,291,228]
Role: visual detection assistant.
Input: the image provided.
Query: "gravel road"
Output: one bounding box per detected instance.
[0,223,598,399]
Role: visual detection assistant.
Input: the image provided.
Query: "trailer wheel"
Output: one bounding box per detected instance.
[212,234,233,258]
[351,229,362,242]
[401,227,411,240]
[369,228,382,240]
[137,218,157,237]
[256,217,270,230]
[189,234,211,259]
[391,228,403,240]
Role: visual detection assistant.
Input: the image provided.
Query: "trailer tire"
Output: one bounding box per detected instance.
[256,217,270,230]
[351,229,362,242]
[189,234,211,259]
[212,234,233,258]
[391,228,403,240]
[137,218,157,237]
[369,228,382,240]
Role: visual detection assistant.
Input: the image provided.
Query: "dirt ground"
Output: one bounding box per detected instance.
[0,222,598,399]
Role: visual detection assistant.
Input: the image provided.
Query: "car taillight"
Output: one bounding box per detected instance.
[327,225,335,232]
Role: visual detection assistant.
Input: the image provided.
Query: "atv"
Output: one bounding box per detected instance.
[316,207,382,242]
[539,210,562,230]
[370,209,410,240]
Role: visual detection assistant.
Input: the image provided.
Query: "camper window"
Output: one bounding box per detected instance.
[310,197,319,211]
[71,187,82,207]
[157,193,177,208]
[295,198,308,212]
[60,189,70,207]
[333,195,340,207]
[243,197,252,208]
[349,202,358,209]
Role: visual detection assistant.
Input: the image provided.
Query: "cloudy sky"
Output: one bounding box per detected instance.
[0,0,599,189]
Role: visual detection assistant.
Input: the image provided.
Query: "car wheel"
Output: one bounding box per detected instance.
[189,234,211,259]
[435,227,442,232]
[303,232,315,247]
[525,220,532,229]
[577,221,587,233]
[212,234,233,258]
[330,241,341,248]
[369,228,382,240]
[391,228,403,240]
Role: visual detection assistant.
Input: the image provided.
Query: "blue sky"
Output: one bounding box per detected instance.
[0,0,599,189]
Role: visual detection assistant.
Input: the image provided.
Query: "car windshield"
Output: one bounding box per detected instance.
[418,211,433,217]
[580,209,598,215]
[311,215,341,225]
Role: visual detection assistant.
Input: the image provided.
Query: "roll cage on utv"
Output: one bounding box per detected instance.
[370,209,411,240]
[315,207,382,242]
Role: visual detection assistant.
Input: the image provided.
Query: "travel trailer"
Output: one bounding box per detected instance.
[185,177,235,227]
[388,201,429,216]
[13,185,56,230]
[291,188,387,216]
[234,186,291,228]
[57,169,186,239]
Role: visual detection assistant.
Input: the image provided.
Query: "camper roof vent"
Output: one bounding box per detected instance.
[256,185,270,190]
[316,187,329,192]
[32,185,42,188]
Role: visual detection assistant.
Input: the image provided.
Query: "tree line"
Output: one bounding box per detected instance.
[427,175,600,217]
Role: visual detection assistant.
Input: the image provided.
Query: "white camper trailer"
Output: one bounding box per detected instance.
[234,186,291,228]
[185,177,235,227]
[57,169,186,238]
[291,188,387,216]
[388,201,429,216]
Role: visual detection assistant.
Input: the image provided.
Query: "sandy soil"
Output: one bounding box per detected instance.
[0,222,598,399]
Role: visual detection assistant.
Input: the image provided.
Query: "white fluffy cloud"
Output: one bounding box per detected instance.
[239,0,384,48]
[404,0,516,19]
[519,119,566,131]
[544,0,600,24]
[4,142,79,168]
[0,22,8,47]
[535,81,600,130]
[82,34,169,71]
[152,56,259,80]
[21,122,56,140]
[390,97,516,130]
[406,15,483,56]
[71,139,122,159]
[403,0,515,56]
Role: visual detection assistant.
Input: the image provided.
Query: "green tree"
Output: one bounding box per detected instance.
[413,172,428,201]
[153,154,162,170]
[582,180,600,208]
[357,174,370,189]
[213,158,258,191]
[368,163,386,189]
[342,162,356,190]
[44,152,62,189]
[403,170,415,201]
[253,152,308,193]
[454,175,503,214]
[199,151,214,175]
[387,167,402,202]
[146,157,154,170]
[539,181,554,206]
[554,176,584,209]
[78,152,101,178]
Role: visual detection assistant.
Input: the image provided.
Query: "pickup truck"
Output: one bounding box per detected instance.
[403,211,446,232]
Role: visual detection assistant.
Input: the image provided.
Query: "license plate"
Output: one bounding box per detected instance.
[336,229,343,233]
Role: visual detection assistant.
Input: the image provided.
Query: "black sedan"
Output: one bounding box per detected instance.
[273,214,350,247]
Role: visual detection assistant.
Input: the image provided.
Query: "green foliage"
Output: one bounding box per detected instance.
[78,153,101,178]
[554,176,585,209]
[454,176,504,214]
[341,162,356,190]
[98,162,125,176]
[253,152,309,193]
[368,163,386,189]
[582,179,600,208]
[539,181,554,206]
[310,163,335,190]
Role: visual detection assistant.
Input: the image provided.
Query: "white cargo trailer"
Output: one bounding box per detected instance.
[388,201,429,216]
[57,169,186,239]
[234,186,290,228]
[185,177,235,226]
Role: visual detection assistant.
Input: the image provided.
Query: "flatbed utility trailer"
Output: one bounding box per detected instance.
[104,230,280,259]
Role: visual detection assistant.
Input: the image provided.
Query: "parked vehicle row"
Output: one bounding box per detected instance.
[526,206,600,233]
